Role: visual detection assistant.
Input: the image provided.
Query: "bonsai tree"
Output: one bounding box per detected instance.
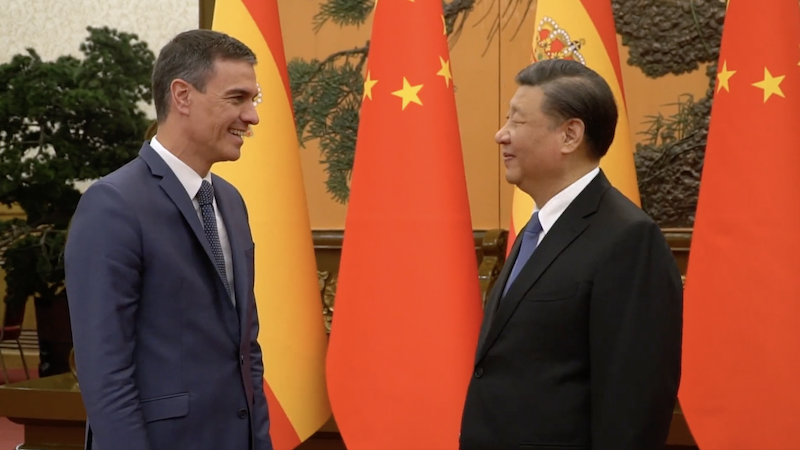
[0,26,155,376]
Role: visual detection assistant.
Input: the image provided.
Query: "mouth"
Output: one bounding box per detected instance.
[228,127,253,139]
[502,151,515,161]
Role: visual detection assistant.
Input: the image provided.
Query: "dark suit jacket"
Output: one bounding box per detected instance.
[460,171,683,450]
[65,143,272,450]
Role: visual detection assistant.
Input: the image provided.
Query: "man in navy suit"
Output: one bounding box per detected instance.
[65,29,272,450]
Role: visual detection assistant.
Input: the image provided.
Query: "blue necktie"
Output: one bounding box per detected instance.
[503,211,543,297]
[196,181,231,297]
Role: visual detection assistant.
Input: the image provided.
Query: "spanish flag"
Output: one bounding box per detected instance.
[679,0,800,448]
[211,1,331,448]
[508,0,639,248]
[324,1,484,448]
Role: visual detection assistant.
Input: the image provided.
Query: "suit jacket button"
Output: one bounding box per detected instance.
[474,367,483,378]
[240,354,244,365]
[237,408,248,419]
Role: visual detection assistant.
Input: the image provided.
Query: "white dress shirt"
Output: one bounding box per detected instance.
[150,136,235,305]
[531,167,600,245]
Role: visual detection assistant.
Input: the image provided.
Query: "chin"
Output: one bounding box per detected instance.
[221,147,242,162]
[505,170,521,186]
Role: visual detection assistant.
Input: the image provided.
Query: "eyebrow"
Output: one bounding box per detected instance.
[223,87,256,97]
[508,104,524,116]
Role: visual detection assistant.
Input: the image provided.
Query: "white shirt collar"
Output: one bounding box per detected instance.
[150,135,211,200]
[533,167,600,236]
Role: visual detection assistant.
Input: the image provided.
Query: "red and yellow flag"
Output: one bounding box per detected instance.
[678,1,800,448]
[324,1,484,449]
[508,0,639,249]
[211,1,331,448]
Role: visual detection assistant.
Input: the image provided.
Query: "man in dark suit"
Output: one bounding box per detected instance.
[65,30,272,450]
[460,59,683,450]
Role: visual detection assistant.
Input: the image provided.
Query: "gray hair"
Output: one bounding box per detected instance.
[515,59,618,159]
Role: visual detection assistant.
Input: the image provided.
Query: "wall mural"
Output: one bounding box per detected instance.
[286,0,725,228]
[615,0,725,227]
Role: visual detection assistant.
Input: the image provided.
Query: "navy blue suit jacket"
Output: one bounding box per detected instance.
[65,143,273,450]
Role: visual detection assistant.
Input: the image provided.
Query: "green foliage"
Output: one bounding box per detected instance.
[313,0,375,32]
[0,26,155,308]
[290,49,367,203]
[638,93,698,147]
[289,0,479,203]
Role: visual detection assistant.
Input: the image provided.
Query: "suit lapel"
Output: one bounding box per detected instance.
[139,144,240,346]
[212,176,250,342]
[475,231,522,359]
[139,145,218,270]
[475,171,611,364]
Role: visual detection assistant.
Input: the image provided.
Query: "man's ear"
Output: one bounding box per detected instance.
[561,118,586,155]
[170,79,192,116]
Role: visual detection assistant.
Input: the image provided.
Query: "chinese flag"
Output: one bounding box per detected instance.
[212,1,331,448]
[324,1,484,449]
[507,0,640,253]
[678,0,800,448]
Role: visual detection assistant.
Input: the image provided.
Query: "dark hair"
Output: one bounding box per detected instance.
[152,29,257,123]
[515,59,618,159]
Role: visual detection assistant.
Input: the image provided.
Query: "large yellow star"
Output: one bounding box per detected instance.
[716,60,735,93]
[437,56,453,87]
[391,77,423,110]
[752,67,786,102]
[363,71,378,101]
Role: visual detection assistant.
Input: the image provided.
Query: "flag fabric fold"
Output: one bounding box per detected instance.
[212,1,331,448]
[678,1,800,449]
[324,1,484,449]
[508,0,640,250]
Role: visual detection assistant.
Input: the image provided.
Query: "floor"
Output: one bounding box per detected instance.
[0,366,32,449]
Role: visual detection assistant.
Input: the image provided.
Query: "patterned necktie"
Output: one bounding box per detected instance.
[196,180,231,297]
[502,211,543,297]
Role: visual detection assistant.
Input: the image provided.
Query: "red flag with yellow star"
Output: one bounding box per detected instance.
[678,0,800,448]
[324,1,483,449]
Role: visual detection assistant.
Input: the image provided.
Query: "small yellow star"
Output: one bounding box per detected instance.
[363,71,378,101]
[391,77,423,110]
[442,15,447,35]
[716,60,736,93]
[437,56,453,87]
[752,67,786,103]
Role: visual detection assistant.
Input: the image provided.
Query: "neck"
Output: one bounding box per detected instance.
[523,160,598,208]
[155,122,211,177]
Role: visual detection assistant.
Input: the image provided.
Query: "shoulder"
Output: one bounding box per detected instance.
[74,157,151,220]
[595,187,668,249]
[87,156,149,196]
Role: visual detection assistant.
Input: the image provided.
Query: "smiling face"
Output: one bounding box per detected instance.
[496,85,567,194]
[183,58,260,167]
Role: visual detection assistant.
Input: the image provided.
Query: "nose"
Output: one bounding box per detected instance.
[495,126,509,145]
[243,101,260,126]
